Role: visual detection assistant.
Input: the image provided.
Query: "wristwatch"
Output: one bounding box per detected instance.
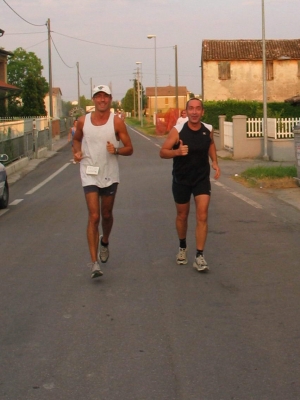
[114,147,119,155]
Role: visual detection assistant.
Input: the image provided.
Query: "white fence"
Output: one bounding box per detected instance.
[0,117,50,139]
[224,121,233,149]
[246,117,300,139]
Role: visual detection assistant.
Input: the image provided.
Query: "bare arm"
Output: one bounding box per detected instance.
[159,127,188,159]
[106,116,133,156]
[208,129,221,179]
[73,116,85,162]
[68,127,72,142]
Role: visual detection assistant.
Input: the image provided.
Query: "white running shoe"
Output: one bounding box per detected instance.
[176,247,188,265]
[98,235,109,263]
[193,254,209,272]
[91,261,103,278]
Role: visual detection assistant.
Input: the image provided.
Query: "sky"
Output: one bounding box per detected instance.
[0,0,299,103]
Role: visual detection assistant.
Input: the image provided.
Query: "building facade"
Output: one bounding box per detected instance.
[201,39,300,102]
[145,85,189,116]
[45,87,63,118]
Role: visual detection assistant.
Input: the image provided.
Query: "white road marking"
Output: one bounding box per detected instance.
[9,199,23,206]
[128,127,151,140]
[212,180,262,209]
[26,163,70,195]
[0,209,9,216]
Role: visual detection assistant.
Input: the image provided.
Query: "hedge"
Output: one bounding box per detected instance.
[201,100,300,129]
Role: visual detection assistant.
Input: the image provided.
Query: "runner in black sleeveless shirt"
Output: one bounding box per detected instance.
[160,98,220,272]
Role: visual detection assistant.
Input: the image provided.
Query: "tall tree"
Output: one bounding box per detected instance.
[22,75,47,116]
[7,47,49,116]
[122,80,147,115]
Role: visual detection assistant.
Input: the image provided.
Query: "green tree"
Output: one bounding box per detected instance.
[7,47,49,116]
[22,75,47,116]
[62,100,73,117]
[111,100,120,112]
[79,95,93,112]
[122,88,134,113]
[122,80,146,116]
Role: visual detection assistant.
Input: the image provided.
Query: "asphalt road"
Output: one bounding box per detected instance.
[1,127,300,400]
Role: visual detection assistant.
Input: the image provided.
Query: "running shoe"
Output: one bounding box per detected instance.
[193,254,209,272]
[91,261,103,278]
[176,247,188,265]
[98,235,109,263]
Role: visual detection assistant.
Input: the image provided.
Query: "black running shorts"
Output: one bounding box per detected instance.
[83,182,118,196]
[172,180,211,204]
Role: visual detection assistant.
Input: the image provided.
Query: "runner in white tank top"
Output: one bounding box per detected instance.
[73,84,133,278]
[80,112,120,188]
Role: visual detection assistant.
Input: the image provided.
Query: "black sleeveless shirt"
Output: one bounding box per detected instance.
[172,122,212,186]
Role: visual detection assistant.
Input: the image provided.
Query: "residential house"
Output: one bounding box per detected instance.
[0,48,20,113]
[145,85,189,116]
[201,39,300,102]
[45,87,63,118]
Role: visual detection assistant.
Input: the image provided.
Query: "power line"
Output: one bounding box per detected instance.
[25,39,48,50]
[50,36,88,85]
[2,0,46,27]
[79,72,88,86]
[5,31,46,35]
[50,36,75,69]
[52,31,172,50]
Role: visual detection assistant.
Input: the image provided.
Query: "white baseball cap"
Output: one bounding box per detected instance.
[92,84,112,97]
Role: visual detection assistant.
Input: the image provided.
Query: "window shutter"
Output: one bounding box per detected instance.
[218,62,231,80]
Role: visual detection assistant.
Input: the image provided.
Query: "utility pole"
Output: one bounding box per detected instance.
[130,77,136,118]
[76,62,80,110]
[47,18,53,119]
[136,62,143,128]
[136,63,141,121]
[174,45,179,112]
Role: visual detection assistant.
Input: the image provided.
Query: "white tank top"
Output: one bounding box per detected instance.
[80,112,120,188]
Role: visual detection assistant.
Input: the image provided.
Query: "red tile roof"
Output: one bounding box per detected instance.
[202,39,300,61]
[0,80,20,91]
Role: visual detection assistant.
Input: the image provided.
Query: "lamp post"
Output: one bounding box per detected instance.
[262,0,269,160]
[147,34,157,124]
[136,61,143,126]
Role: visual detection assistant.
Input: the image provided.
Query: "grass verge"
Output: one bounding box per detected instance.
[126,117,157,136]
[234,165,298,189]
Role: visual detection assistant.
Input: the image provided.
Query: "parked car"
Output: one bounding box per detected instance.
[0,154,9,209]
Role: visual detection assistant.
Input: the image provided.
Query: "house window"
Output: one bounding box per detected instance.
[165,98,169,105]
[266,61,274,80]
[298,61,300,78]
[218,61,231,80]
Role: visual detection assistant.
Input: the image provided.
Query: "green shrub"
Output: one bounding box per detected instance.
[202,100,300,129]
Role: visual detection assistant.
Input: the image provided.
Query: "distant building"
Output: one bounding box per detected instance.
[45,87,63,118]
[201,39,300,102]
[145,85,189,116]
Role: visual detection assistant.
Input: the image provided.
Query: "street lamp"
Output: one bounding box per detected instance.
[147,34,157,124]
[136,62,143,127]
